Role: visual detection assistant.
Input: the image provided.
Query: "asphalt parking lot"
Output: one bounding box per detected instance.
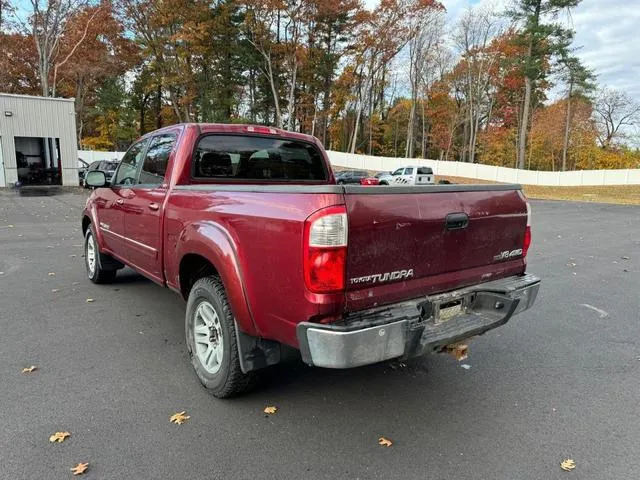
[1,191,639,479]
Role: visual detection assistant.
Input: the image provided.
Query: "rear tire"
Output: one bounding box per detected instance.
[84,226,117,284]
[185,276,257,398]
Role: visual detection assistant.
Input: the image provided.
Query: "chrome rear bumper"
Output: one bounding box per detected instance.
[297,273,540,368]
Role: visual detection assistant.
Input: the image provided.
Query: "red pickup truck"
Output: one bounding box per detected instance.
[82,124,540,397]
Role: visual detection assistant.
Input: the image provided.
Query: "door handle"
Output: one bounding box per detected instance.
[116,199,124,205]
[148,203,159,211]
[445,213,469,230]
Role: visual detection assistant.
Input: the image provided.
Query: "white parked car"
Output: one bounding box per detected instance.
[378,166,434,186]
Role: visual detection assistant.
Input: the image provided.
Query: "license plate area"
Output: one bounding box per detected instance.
[438,300,463,322]
[432,293,476,324]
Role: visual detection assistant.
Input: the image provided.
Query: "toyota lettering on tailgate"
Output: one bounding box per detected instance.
[350,269,414,285]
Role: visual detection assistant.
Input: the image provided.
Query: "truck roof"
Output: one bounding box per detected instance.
[141,123,321,145]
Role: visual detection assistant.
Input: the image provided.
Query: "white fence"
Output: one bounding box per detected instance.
[327,151,640,186]
[78,149,640,186]
[78,150,125,163]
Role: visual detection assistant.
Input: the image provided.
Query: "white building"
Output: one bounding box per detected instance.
[0,93,78,187]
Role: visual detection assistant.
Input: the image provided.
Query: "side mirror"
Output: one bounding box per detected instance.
[85,170,107,188]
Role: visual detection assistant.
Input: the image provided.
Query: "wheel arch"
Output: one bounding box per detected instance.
[175,222,258,336]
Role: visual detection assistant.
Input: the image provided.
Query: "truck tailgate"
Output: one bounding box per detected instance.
[343,184,528,311]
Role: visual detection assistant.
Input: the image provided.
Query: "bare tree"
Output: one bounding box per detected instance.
[405,7,444,158]
[558,55,594,170]
[348,0,427,154]
[15,0,98,97]
[244,0,284,128]
[593,87,640,149]
[453,7,501,163]
[282,0,305,131]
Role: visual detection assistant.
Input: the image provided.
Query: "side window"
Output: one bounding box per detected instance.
[139,134,176,185]
[405,167,414,175]
[113,139,149,186]
[392,168,403,176]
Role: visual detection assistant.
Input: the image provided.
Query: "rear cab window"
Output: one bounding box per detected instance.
[192,135,328,182]
[417,167,433,175]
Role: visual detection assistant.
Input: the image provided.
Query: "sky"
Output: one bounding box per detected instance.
[366,0,640,102]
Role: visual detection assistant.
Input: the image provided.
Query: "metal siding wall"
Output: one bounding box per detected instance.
[0,94,78,186]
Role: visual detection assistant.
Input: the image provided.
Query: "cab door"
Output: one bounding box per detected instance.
[123,131,178,283]
[96,139,149,259]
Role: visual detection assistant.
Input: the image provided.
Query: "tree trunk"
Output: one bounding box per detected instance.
[75,75,84,147]
[518,76,532,169]
[406,100,416,158]
[561,80,573,171]
[40,58,49,97]
[140,99,146,136]
[249,68,256,123]
[287,61,297,131]
[349,104,362,154]
[156,83,163,129]
[421,98,427,159]
[517,1,540,170]
[264,56,282,128]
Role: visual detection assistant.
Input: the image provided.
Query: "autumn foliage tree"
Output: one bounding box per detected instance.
[0,0,638,169]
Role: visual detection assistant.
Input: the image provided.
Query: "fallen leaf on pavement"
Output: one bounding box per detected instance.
[444,343,468,361]
[621,256,630,260]
[49,431,71,443]
[264,406,278,414]
[8,224,14,228]
[378,437,393,447]
[22,366,37,373]
[48,272,56,276]
[170,411,190,425]
[560,459,576,471]
[85,298,94,303]
[71,463,89,475]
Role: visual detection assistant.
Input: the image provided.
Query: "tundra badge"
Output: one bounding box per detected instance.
[350,269,414,285]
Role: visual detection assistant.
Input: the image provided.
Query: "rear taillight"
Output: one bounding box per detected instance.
[523,202,532,257]
[304,206,347,293]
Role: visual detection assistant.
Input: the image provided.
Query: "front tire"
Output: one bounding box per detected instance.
[185,276,256,398]
[84,226,117,284]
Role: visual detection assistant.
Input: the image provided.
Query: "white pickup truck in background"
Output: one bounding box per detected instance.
[378,166,434,186]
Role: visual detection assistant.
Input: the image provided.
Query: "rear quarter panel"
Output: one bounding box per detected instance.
[164,188,345,347]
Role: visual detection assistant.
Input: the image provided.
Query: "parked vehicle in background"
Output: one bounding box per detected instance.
[335,170,369,184]
[81,123,539,398]
[85,160,119,185]
[379,166,434,186]
[78,159,90,185]
[360,176,380,185]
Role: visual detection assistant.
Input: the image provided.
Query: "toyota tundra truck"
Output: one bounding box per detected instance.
[81,123,540,398]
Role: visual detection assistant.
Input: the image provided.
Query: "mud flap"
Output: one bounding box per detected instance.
[234,322,281,373]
